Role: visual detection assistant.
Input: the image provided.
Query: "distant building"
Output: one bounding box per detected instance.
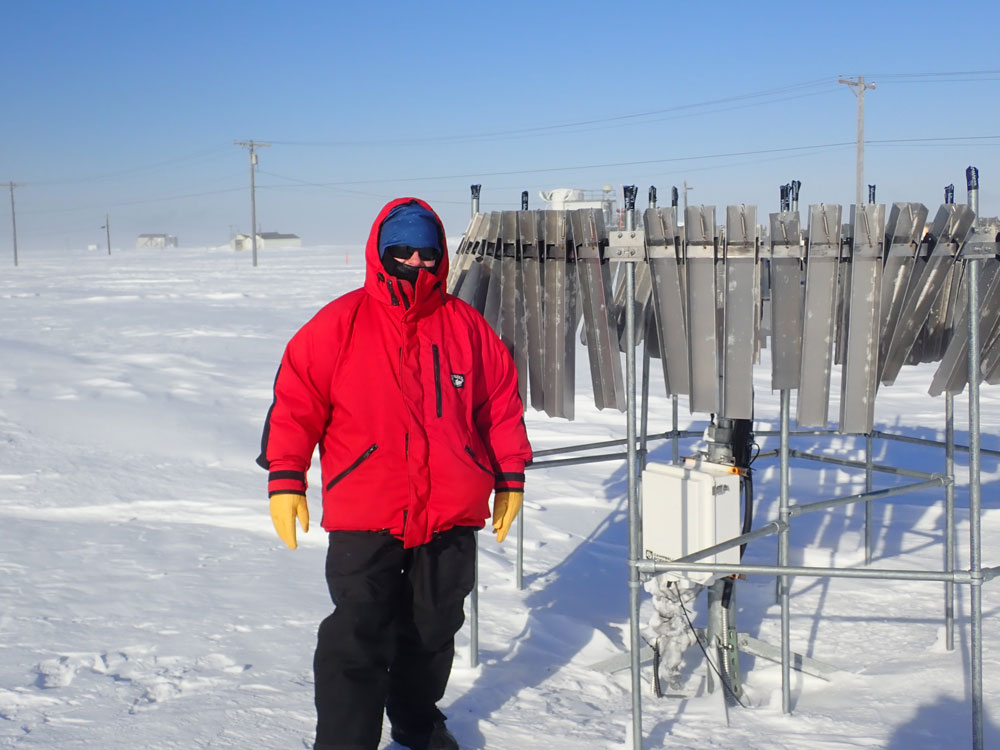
[137,233,178,248]
[231,232,302,250]
[538,187,618,227]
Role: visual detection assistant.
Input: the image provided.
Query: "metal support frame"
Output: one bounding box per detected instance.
[628,276,992,750]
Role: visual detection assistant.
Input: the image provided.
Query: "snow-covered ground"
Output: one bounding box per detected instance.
[0,244,997,749]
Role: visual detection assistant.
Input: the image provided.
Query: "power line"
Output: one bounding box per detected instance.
[27,145,232,186]
[266,78,837,148]
[265,134,998,188]
[22,185,246,215]
[867,69,1000,80]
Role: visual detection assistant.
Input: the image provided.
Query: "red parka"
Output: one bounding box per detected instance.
[258,198,532,548]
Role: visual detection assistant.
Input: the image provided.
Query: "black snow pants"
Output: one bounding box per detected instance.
[313,526,477,750]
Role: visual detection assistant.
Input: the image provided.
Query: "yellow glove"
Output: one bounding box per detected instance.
[492,490,523,543]
[269,493,309,549]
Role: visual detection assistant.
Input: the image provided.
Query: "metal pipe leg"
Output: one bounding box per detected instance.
[945,393,955,651]
[779,390,792,714]
[516,507,524,591]
[865,432,874,564]
[625,259,643,750]
[967,257,984,750]
[470,547,479,668]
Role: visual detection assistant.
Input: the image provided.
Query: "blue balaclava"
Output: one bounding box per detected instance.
[378,201,442,283]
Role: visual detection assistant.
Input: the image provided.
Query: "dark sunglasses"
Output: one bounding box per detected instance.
[386,244,440,262]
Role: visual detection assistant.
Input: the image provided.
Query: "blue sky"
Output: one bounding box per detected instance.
[2,0,999,251]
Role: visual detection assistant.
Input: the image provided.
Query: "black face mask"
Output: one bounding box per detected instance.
[380,245,441,283]
[382,255,421,283]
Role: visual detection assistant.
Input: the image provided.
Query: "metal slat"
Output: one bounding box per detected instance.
[840,203,885,434]
[685,205,719,414]
[643,207,689,395]
[519,209,546,411]
[877,203,927,380]
[457,211,500,312]
[722,204,759,419]
[542,211,575,419]
[572,209,625,411]
[922,263,963,363]
[482,211,508,333]
[768,210,804,390]
[881,205,974,384]
[447,212,485,295]
[929,258,1000,396]
[498,211,528,405]
[797,204,843,427]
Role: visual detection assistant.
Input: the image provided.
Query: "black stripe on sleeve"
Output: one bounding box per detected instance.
[494,472,525,483]
[269,470,306,483]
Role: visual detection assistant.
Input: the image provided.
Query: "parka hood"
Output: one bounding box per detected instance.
[363,198,450,311]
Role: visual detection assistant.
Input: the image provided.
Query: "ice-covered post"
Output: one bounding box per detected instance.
[967,166,979,217]
[944,180,956,651]
[671,187,680,464]
[779,389,792,713]
[965,164,984,750]
[471,184,481,216]
[621,184,644,750]
[945,391,955,650]
[469,181,483,667]
[517,190,527,590]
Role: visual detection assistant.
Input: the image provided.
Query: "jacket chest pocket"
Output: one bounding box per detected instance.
[431,345,471,419]
[432,345,443,418]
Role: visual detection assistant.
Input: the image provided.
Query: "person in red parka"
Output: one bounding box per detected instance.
[257,197,532,750]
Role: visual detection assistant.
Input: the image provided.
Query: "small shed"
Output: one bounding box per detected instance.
[231,232,301,250]
[137,234,178,248]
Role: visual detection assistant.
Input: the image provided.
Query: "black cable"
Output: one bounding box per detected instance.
[731,417,755,559]
[671,581,747,709]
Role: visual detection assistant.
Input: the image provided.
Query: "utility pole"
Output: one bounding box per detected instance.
[102,212,111,255]
[234,140,270,267]
[682,181,693,213]
[838,75,876,207]
[8,182,21,267]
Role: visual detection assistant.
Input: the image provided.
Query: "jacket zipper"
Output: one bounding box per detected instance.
[432,345,442,417]
[325,443,378,490]
[464,445,494,476]
[385,279,400,306]
[397,282,411,310]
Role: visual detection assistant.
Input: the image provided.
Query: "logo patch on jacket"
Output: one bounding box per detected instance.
[451,373,465,388]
